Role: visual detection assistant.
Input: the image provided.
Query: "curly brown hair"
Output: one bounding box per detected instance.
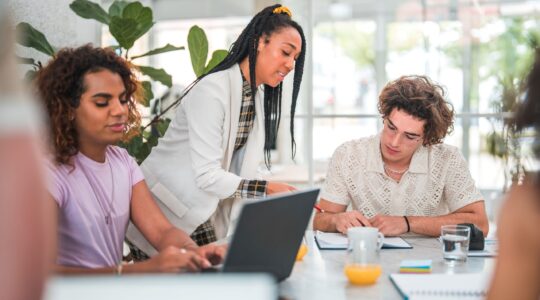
[378,75,454,146]
[36,44,142,165]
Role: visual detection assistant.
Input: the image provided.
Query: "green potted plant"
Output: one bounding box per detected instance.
[16,0,228,164]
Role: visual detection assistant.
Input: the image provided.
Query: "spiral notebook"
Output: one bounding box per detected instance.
[390,273,490,300]
[314,231,412,250]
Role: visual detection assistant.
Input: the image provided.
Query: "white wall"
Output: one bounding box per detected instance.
[8,0,102,62]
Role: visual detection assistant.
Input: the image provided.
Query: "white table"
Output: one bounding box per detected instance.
[45,274,277,300]
[280,231,495,300]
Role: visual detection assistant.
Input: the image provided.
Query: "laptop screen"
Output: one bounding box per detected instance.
[221,188,320,281]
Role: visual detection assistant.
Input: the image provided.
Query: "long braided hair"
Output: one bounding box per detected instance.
[168,4,306,167]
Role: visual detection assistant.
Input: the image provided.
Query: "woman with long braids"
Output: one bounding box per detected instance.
[127,4,306,255]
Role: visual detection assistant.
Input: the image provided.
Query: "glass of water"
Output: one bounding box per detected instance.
[441,225,470,264]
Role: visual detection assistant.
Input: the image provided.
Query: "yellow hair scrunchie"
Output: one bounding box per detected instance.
[273,6,292,17]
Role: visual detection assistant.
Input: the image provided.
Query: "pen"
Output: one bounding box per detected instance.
[314,204,325,213]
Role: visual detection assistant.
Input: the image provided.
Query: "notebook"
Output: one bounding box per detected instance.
[389,273,491,300]
[204,188,320,281]
[314,231,412,250]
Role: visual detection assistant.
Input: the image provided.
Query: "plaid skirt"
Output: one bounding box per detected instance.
[125,219,217,261]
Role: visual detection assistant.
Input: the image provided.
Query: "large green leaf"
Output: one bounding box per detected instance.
[109,2,154,50]
[108,0,130,17]
[146,134,159,148]
[138,66,172,88]
[204,49,228,74]
[141,81,154,106]
[137,143,152,164]
[188,25,208,77]
[109,18,139,49]
[126,135,143,157]
[16,23,55,56]
[69,0,110,25]
[155,119,171,137]
[122,2,152,23]
[131,44,185,60]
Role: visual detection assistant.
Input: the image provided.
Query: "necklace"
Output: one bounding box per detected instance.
[77,154,115,225]
[384,164,409,175]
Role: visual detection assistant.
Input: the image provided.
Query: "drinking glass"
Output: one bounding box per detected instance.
[344,227,383,285]
[441,225,470,264]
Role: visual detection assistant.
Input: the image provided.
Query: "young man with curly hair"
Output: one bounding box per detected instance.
[314,75,489,237]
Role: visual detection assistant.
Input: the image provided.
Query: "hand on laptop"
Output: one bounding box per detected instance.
[146,246,211,272]
[266,181,297,195]
[196,243,228,266]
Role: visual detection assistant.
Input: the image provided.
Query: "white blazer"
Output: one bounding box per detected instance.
[126,64,265,255]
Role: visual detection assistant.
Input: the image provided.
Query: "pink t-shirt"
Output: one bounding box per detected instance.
[47,146,144,268]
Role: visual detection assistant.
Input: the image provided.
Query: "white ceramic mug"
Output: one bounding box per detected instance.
[347,227,384,265]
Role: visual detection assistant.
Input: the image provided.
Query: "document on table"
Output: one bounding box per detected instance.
[390,273,490,299]
[314,231,412,250]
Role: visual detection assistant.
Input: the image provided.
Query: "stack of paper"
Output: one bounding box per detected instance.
[399,260,432,273]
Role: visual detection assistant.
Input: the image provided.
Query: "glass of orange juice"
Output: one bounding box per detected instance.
[344,227,383,285]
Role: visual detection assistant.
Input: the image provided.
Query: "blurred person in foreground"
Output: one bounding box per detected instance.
[487,51,540,300]
[36,45,225,274]
[0,8,53,300]
[313,75,488,237]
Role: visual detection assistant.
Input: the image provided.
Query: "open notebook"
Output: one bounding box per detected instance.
[314,231,412,250]
[390,273,491,300]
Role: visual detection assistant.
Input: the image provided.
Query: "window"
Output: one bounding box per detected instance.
[135,0,539,219]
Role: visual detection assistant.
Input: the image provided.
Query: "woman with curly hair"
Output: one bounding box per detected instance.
[487,51,540,300]
[37,45,224,274]
[314,75,489,237]
[127,4,307,255]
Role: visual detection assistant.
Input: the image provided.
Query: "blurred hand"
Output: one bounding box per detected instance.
[333,211,372,234]
[266,181,296,195]
[146,246,210,273]
[195,243,228,266]
[369,215,407,236]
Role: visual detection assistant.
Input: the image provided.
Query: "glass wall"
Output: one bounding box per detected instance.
[295,0,539,195]
[137,0,539,217]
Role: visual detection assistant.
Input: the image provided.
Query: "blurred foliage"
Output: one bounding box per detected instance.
[483,19,538,188]
[317,21,375,69]
[439,18,539,189]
